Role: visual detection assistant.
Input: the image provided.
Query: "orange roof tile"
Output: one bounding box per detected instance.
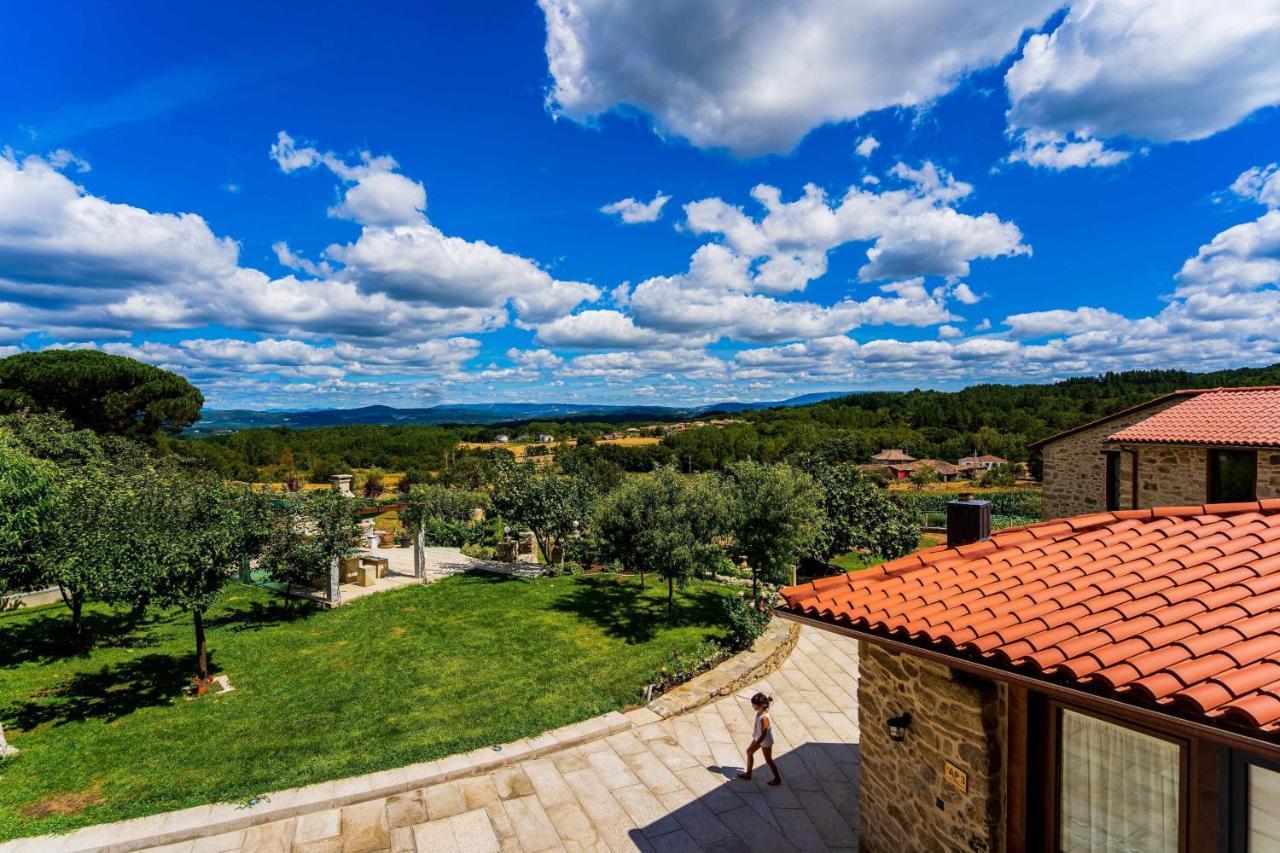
[1106,387,1280,447]
[778,499,1280,737]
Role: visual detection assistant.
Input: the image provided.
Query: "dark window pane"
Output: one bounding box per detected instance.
[1209,450,1257,503]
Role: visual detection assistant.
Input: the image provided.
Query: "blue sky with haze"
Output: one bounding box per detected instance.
[2,1,1279,409]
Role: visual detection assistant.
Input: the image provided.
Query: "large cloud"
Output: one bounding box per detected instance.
[576,164,1025,346]
[0,140,597,347]
[273,132,600,324]
[539,0,1058,155]
[1006,0,1280,168]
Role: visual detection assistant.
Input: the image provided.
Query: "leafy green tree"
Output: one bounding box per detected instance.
[402,483,486,530]
[491,462,594,564]
[0,350,203,440]
[260,490,358,606]
[40,462,144,641]
[980,462,1020,487]
[909,462,939,491]
[149,471,272,678]
[794,458,920,563]
[0,434,58,595]
[724,461,823,595]
[595,468,726,611]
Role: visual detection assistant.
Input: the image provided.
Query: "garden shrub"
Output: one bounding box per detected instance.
[647,640,729,694]
[722,591,773,651]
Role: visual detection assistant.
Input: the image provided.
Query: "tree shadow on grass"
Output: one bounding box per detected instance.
[0,606,158,669]
[2,651,199,730]
[550,576,728,644]
[204,595,318,633]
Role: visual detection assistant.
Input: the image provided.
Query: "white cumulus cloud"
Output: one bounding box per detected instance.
[539,0,1058,155]
[1006,0,1280,167]
[600,192,670,224]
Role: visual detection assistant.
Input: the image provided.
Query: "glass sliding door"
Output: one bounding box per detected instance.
[1058,708,1183,852]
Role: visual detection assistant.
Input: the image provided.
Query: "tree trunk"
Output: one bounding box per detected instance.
[667,577,674,618]
[60,586,84,643]
[193,608,208,679]
[751,569,759,599]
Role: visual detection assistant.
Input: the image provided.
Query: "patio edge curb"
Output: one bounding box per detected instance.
[9,712,630,853]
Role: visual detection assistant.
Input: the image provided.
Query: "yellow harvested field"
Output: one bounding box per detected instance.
[598,435,661,447]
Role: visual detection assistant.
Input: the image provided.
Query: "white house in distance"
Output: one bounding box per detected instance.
[494,434,509,443]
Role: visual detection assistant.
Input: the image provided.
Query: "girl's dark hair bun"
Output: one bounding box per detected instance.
[750,692,773,708]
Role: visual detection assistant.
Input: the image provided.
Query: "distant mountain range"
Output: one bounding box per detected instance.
[186,393,853,435]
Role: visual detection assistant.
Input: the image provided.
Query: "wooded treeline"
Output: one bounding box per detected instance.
[174,363,1280,480]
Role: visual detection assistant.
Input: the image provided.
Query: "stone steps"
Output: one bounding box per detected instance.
[406,807,500,853]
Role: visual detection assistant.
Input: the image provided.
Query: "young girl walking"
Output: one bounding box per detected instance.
[737,692,782,786]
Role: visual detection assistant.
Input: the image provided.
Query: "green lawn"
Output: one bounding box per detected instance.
[0,573,732,840]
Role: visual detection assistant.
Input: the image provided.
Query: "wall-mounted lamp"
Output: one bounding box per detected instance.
[887,712,912,742]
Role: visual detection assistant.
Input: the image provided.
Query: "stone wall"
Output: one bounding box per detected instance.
[1135,445,1205,507]
[1040,400,1183,519]
[857,641,1006,853]
[1258,452,1280,500]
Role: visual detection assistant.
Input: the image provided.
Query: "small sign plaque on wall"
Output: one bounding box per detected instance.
[943,760,968,793]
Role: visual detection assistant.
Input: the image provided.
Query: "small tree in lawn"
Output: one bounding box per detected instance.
[909,462,939,491]
[724,461,823,596]
[595,468,725,607]
[650,471,726,616]
[41,462,141,643]
[152,471,271,680]
[793,457,920,563]
[491,461,594,564]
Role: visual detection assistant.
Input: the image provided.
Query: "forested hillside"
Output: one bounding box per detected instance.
[672,363,1280,471]
[175,363,1280,480]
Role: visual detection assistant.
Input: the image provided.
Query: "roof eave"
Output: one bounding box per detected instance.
[775,607,1280,760]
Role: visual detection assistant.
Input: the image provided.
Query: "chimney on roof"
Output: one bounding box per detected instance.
[947,498,991,548]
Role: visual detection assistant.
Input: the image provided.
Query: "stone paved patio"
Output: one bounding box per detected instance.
[140,626,860,852]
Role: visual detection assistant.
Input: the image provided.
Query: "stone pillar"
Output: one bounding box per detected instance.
[327,555,341,606]
[857,641,1006,853]
[0,722,17,757]
[330,474,353,496]
[414,527,425,580]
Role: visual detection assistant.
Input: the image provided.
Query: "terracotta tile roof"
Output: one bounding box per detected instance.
[1106,387,1280,447]
[778,499,1280,737]
[871,449,915,463]
[959,454,1007,466]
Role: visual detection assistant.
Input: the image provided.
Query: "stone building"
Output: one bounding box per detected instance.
[779,498,1280,851]
[1031,386,1280,520]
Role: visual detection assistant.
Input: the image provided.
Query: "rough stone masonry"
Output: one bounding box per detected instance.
[857,641,1006,853]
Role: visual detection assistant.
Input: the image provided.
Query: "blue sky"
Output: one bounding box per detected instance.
[2,1,1278,410]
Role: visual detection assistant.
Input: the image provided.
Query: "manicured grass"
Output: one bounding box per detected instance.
[0,573,732,840]
[829,535,941,572]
